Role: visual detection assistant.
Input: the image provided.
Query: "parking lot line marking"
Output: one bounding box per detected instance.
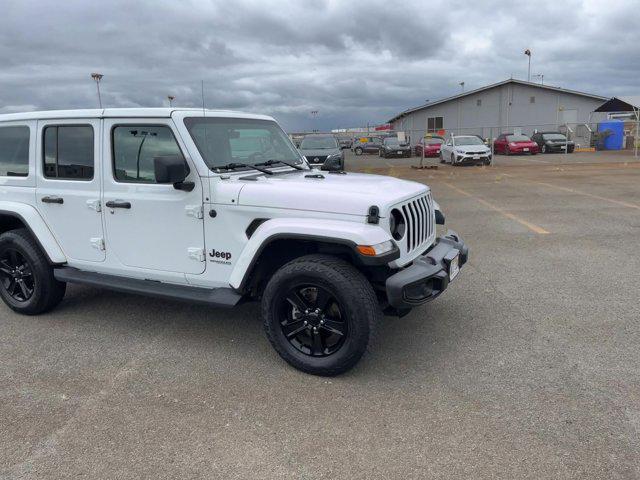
[443,182,550,235]
[502,174,640,210]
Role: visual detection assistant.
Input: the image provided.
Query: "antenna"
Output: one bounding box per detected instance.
[201,80,206,116]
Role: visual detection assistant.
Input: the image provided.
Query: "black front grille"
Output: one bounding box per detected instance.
[306,155,327,164]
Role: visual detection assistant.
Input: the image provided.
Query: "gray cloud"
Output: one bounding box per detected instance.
[0,0,638,130]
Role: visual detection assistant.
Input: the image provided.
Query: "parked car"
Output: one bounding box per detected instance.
[379,137,411,158]
[493,133,539,155]
[440,135,492,165]
[531,132,575,153]
[298,134,344,168]
[353,136,383,155]
[0,108,468,376]
[414,136,444,157]
[337,136,353,149]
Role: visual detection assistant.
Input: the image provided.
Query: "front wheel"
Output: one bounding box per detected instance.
[541,145,547,153]
[0,229,66,315]
[262,254,380,376]
[354,147,363,156]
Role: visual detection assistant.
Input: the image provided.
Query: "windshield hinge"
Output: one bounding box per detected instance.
[185,205,204,219]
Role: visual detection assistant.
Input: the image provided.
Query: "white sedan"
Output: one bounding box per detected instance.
[440,135,492,166]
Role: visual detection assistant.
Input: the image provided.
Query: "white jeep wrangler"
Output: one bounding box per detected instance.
[0,108,468,375]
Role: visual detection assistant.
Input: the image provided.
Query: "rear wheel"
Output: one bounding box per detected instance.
[542,144,547,153]
[262,254,380,376]
[0,229,66,315]
[354,147,363,156]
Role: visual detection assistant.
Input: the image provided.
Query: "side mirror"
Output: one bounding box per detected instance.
[154,156,193,191]
[321,156,343,172]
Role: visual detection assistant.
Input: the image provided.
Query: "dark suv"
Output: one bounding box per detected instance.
[352,136,383,155]
[531,132,575,154]
[379,137,411,158]
[298,134,344,167]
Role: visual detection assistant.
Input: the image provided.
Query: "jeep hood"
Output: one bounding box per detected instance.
[237,171,427,216]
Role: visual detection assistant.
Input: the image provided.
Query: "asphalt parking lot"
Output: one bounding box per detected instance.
[2,150,640,479]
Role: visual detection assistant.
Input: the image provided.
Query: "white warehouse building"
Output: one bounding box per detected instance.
[388,79,608,146]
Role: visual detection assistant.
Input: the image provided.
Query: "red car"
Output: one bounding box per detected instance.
[493,133,539,155]
[414,136,444,157]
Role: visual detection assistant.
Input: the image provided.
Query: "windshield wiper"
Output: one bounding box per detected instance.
[217,162,274,175]
[255,159,306,170]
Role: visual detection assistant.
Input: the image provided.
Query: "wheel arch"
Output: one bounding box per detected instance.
[0,202,66,264]
[229,218,397,294]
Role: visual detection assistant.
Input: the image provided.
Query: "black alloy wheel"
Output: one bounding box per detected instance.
[262,254,380,376]
[278,283,347,357]
[0,248,34,302]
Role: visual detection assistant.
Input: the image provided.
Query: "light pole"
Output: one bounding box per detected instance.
[533,74,544,85]
[459,81,465,93]
[168,95,175,107]
[90,73,103,109]
[310,110,318,133]
[524,49,531,82]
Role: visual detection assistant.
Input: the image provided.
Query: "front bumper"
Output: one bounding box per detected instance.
[384,149,411,157]
[385,230,469,309]
[456,153,491,164]
[546,144,574,153]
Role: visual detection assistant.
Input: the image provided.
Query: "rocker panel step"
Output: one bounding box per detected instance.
[54,267,242,307]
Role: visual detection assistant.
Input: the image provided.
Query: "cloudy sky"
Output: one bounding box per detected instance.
[0,0,638,131]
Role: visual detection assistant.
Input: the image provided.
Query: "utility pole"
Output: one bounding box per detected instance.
[90,73,103,109]
[168,95,175,107]
[524,49,531,82]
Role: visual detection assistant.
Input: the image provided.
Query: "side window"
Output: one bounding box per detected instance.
[0,126,29,177]
[43,125,94,180]
[112,125,186,183]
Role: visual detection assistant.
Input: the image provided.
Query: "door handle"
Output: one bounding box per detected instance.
[105,200,131,209]
[41,196,64,204]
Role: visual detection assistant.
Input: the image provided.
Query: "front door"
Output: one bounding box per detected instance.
[102,119,205,275]
[36,119,105,262]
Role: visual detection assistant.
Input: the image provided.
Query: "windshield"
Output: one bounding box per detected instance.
[506,135,531,142]
[542,133,567,141]
[300,136,338,149]
[455,136,484,146]
[426,138,444,145]
[184,117,303,170]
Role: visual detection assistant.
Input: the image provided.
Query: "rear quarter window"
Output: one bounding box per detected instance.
[0,126,29,177]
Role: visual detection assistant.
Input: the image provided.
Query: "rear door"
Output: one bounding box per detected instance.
[36,119,105,262]
[102,118,205,275]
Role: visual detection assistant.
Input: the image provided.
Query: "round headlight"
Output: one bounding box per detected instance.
[390,209,406,240]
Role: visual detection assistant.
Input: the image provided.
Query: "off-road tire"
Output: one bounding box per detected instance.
[262,254,380,376]
[0,228,66,315]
